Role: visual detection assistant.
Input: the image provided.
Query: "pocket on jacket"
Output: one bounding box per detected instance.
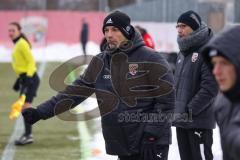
[122,123,145,154]
[102,125,129,155]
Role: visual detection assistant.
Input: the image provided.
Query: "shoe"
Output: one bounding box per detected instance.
[15,134,33,146]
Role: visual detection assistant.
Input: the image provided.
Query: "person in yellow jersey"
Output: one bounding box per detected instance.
[8,22,40,145]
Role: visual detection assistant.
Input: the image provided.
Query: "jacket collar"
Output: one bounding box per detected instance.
[13,35,21,44]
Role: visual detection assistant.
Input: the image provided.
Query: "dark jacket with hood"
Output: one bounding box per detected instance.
[35,30,175,156]
[202,26,240,160]
[174,22,218,129]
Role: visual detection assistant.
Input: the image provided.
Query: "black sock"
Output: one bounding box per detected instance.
[24,119,32,136]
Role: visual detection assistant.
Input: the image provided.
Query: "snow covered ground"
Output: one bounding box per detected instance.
[0,42,223,159]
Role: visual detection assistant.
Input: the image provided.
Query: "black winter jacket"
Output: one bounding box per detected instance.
[202,26,240,160]
[214,94,240,160]
[174,28,218,129]
[35,31,175,156]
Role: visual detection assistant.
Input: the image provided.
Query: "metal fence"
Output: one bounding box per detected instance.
[0,0,237,23]
[119,0,233,23]
[117,0,236,32]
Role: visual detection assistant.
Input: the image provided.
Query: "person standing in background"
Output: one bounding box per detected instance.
[135,25,155,49]
[80,18,89,56]
[8,22,40,145]
[173,10,218,160]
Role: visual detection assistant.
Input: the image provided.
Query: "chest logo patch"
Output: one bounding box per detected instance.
[192,52,199,63]
[129,64,138,75]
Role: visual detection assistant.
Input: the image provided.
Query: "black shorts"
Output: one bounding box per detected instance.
[19,73,40,103]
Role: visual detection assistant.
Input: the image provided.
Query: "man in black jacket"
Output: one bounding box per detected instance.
[22,11,175,160]
[174,10,218,160]
[202,26,240,160]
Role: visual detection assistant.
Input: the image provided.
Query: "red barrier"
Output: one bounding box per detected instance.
[0,11,105,47]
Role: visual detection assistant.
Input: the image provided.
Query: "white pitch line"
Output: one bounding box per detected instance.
[0,117,23,160]
[1,62,47,160]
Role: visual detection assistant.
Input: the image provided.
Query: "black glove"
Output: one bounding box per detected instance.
[22,108,41,125]
[140,133,158,160]
[13,78,20,92]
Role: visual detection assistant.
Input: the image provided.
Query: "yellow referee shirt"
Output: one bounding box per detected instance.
[11,37,37,77]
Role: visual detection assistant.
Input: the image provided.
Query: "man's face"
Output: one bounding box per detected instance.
[104,26,127,49]
[8,24,21,40]
[211,56,237,92]
[176,23,193,38]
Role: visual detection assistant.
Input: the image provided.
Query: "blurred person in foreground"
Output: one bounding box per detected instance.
[8,22,40,145]
[21,11,175,160]
[202,25,240,160]
[135,25,155,49]
[173,10,218,160]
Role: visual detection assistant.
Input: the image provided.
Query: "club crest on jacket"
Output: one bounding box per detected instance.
[192,52,199,63]
[129,64,138,75]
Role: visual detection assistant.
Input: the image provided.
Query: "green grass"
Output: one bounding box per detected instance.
[0,62,81,160]
[0,63,17,153]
